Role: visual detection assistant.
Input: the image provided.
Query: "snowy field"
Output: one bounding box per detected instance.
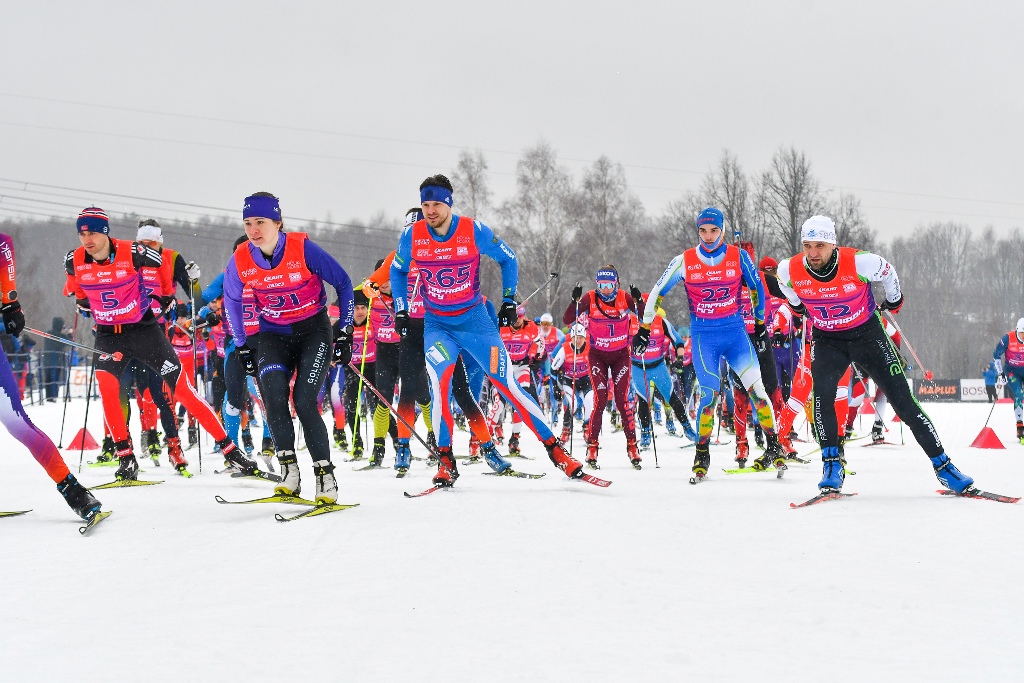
[2,399,1022,682]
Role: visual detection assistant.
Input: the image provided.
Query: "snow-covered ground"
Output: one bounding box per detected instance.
[2,399,1022,682]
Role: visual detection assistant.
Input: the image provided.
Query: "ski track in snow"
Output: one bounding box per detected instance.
[2,401,1023,682]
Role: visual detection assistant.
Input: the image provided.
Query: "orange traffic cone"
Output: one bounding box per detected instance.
[970,427,1005,449]
[66,428,99,451]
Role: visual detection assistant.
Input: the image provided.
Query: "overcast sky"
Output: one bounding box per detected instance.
[3,0,1022,246]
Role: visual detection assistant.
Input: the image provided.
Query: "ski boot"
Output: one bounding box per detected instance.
[466,435,481,464]
[426,430,438,454]
[665,413,678,436]
[218,438,260,477]
[819,446,844,492]
[187,424,199,450]
[313,460,338,504]
[692,443,711,481]
[1016,422,1023,444]
[754,426,764,450]
[639,427,652,452]
[751,433,787,473]
[167,436,190,476]
[722,411,735,434]
[432,446,459,487]
[930,453,974,494]
[560,423,572,443]
[653,401,663,425]
[57,474,103,521]
[454,412,467,431]
[370,438,385,467]
[778,431,797,458]
[333,426,348,451]
[114,441,139,481]
[275,450,301,496]
[735,440,749,469]
[682,420,697,442]
[351,433,364,459]
[871,420,885,444]
[145,428,161,466]
[241,427,254,456]
[395,438,412,473]
[96,436,116,464]
[259,437,276,472]
[493,422,504,446]
[139,429,150,457]
[585,440,600,469]
[545,439,583,479]
[508,433,521,458]
[482,441,512,473]
[610,410,622,433]
[627,440,642,470]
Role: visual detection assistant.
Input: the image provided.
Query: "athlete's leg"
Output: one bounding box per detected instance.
[808,337,851,451]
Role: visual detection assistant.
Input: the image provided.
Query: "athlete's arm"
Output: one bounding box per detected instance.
[0,233,15,303]
[222,258,248,347]
[739,250,766,325]
[367,251,396,292]
[854,252,902,306]
[773,260,804,309]
[64,250,88,304]
[993,334,1011,374]
[564,291,592,326]
[390,227,413,313]
[664,319,683,347]
[643,253,686,326]
[474,221,518,301]
[551,346,566,373]
[202,272,225,303]
[303,240,354,327]
[131,242,164,269]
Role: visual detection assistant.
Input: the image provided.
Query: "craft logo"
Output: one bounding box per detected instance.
[726,269,736,277]
[289,272,301,283]
[457,247,468,256]
[843,283,856,293]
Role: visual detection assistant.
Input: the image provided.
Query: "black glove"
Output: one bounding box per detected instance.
[236,344,257,377]
[204,310,221,327]
[571,282,583,303]
[631,325,650,356]
[497,299,518,327]
[1,300,24,337]
[629,284,644,307]
[395,310,410,338]
[76,300,92,319]
[201,327,210,341]
[791,301,807,318]
[772,331,787,347]
[754,322,769,355]
[333,325,353,365]
[553,383,564,402]
[999,373,1008,385]
[879,295,904,314]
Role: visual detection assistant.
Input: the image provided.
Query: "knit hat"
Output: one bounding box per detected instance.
[801,216,837,245]
[696,207,724,229]
[759,256,778,270]
[354,290,370,307]
[77,207,109,234]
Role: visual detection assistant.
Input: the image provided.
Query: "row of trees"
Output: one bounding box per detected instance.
[2,142,1019,378]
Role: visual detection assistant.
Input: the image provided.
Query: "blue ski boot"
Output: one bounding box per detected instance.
[481,441,512,473]
[665,413,678,436]
[818,446,845,492]
[639,426,652,451]
[682,420,697,442]
[930,453,973,493]
[652,401,663,425]
[394,438,412,472]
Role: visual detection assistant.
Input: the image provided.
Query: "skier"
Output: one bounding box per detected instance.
[563,267,641,469]
[65,207,256,480]
[339,291,374,458]
[992,317,1024,443]
[629,293,697,449]
[551,322,593,442]
[222,192,355,503]
[775,215,974,494]
[498,302,543,458]
[391,174,584,486]
[633,207,786,481]
[1,231,104,521]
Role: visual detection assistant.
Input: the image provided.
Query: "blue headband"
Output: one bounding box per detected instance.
[596,268,618,283]
[696,207,724,229]
[243,195,282,220]
[420,185,453,206]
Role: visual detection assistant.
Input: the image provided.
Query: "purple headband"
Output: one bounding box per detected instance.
[243,195,281,220]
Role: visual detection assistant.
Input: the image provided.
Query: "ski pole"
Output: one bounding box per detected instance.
[633,293,659,468]
[348,362,437,457]
[57,313,80,447]
[25,327,124,362]
[521,272,559,305]
[349,315,371,456]
[881,311,929,377]
[77,358,96,474]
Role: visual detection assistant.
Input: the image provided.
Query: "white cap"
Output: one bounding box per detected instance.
[137,224,163,242]
[1016,317,1024,333]
[540,312,553,324]
[801,216,837,245]
[569,322,586,337]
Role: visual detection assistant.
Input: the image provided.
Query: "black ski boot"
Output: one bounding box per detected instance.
[97,436,116,463]
[352,433,364,459]
[871,420,885,444]
[217,438,259,476]
[57,474,102,520]
[691,443,711,481]
[114,440,139,481]
[187,424,199,450]
[334,426,348,451]
[241,427,255,455]
[370,438,385,467]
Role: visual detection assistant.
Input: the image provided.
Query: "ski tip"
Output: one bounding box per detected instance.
[214,495,228,504]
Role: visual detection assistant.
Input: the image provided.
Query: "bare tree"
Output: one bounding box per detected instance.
[702,150,764,252]
[827,192,876,251]
[757,146,826,256]
[451,150,493,223]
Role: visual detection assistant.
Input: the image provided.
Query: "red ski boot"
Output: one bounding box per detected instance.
[545,440,583,479]
[432,446,459,487]
[585,440,600,469]
[735,440,749,468]
[167,436,190,476]
[626,440,642,470]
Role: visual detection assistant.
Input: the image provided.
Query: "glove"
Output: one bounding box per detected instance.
[236,344,257,377]
[571,282,583,303]
[395,310,410,338]
[201,328,210,341]
[772,331,787,347]
[879,296,904,314]
[753,322,769,355]
[76,300,92,319]
[333,325,353,365]
[629,284,644,306]
[1,300,24,337]
[497,300,518,327]
[998,373,1008,386]
[791,301,808,318]
[553,383,564,402]
[185,261,201,281]
[203,310,221,327]
[631,325,650,356]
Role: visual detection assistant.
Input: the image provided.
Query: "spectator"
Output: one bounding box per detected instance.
[982,360,999,403]
[42,316,68,402]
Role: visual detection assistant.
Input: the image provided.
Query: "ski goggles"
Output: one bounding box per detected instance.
[596,281,617,293]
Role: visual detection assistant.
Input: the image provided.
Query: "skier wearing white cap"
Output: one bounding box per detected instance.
[774,215,975,497]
